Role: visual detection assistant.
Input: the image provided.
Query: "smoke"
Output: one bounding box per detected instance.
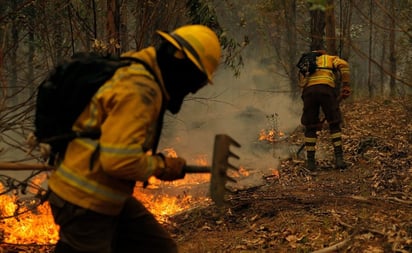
[159,60,303,172]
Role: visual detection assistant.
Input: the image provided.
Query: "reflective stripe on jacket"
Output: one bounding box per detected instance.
[48,47,169,215]
[303,54,350,88]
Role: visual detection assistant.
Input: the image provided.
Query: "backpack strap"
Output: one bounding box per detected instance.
[119,56,166,153]
[119,57,161,84]
[120,57,168,190]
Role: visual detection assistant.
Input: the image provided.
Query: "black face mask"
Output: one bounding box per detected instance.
[156,42,207,114]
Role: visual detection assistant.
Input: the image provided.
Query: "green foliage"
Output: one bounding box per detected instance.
[187,0,220,30]
[307,0,326,11]
[186,0,246,77]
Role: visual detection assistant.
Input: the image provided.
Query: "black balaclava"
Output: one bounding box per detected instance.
[156,41,207,114]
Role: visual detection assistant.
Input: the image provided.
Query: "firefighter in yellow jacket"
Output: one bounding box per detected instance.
[47,24,221,253]
[299,49,351,171]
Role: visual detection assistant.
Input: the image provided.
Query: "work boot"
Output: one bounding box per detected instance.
[334,147,347,170]
[306,151,316,170]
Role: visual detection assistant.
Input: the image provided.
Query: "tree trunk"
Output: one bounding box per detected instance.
[283,0,299,97]
[26,3,35,95]
[10,0,19,104]
[0,48,4,107]
[310,8,325,50]
[325,0,337,55]
[106,0,121,55]
[389,0,397,96]
[52,1,64,64]
[379,38,386,96]
[339,0,352,60]
[120,3,129,52]
[0,38,4,109]
[92,0,98,39]
[367,0,374,98]
[66,2,75,55]
[27,32,35,92]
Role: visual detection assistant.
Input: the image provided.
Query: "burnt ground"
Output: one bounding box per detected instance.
[166,97,412,253]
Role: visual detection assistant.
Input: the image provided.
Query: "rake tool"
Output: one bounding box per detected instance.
[0,134,241,206]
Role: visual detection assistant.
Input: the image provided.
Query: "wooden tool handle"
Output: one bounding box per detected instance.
[184,165,211,173]
[0,162,54,171]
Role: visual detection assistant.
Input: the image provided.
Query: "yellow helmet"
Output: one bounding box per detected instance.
[157,24,221,83]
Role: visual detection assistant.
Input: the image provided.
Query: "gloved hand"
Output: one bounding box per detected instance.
[154,154,186,181]
[341,83,351,99]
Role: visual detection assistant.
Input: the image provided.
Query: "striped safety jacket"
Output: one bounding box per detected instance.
[300,54,350,88]
[48,47,170,215]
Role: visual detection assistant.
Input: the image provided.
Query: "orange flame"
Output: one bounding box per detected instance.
[258,129,285,143]
[0,149,212,245]
[0,184,59,245]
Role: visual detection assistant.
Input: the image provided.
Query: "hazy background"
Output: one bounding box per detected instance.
[0,58,304,182]
[159,59,303,173]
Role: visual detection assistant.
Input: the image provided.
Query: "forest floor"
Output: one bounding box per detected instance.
[166,96,412,253]
[1,96,411,253]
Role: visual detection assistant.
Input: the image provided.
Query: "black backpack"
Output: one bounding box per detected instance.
[34,53,151,161]
[296,51,322,77]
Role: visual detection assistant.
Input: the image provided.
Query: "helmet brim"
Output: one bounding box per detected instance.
[156,30,213,84]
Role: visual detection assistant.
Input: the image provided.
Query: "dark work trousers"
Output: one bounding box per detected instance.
[301,84,342,136]
[48,190,178,253]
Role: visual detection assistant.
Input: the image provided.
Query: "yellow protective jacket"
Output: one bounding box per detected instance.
[300,54,350,88]
[48,47,170,215]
